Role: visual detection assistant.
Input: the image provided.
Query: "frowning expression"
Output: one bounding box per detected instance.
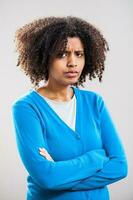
[48,37,85,86]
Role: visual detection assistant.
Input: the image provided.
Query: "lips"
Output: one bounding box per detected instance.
[64,71,79,78]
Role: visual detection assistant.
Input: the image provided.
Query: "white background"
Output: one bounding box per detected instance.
[0,0,133,199]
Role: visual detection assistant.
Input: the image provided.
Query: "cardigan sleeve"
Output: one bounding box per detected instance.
[12,101,109,191]
[71,96,128,191]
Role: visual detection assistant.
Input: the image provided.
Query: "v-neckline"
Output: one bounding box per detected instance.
[31,86,80,135]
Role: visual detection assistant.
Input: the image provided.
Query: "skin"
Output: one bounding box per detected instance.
[38,37,85,160]
[37,37,85,101]
[39,148,54,162]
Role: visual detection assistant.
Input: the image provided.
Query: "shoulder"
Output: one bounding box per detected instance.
[74,87,105,114]
[74,87,103,103]
[12,89,36,111]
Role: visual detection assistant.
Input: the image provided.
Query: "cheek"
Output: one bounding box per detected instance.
[79,57,85,65]
[82,61,85,68]
[49,62,64,77]
[80,59,85,70]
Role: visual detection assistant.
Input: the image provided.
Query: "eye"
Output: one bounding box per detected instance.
[56,52,67,58]
[75,52,84,57]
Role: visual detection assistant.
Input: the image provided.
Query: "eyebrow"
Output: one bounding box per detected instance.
[64,50,84,53]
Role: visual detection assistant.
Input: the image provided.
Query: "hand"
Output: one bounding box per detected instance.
[39,148,54,162]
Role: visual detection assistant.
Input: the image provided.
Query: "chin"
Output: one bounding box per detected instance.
[61,77,79,86]
[67,79,78,85]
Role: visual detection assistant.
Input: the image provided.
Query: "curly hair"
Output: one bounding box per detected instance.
[15,16,109,87]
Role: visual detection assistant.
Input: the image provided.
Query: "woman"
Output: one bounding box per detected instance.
[12,16,128,200]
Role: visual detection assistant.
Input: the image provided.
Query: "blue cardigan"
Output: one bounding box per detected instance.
[12,87,128,200]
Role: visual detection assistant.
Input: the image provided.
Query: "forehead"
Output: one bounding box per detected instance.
[66,37,84,50]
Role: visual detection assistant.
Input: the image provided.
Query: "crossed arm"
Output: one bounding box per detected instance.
[39,97,128,191]
[12,102,109,191]
[12,97,127,192]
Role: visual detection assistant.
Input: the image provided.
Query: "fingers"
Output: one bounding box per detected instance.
[39,148,48,157]
[39,147,48,155]
[39,148,54,162]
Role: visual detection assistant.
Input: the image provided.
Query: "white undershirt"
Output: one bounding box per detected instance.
[34,90,76,131]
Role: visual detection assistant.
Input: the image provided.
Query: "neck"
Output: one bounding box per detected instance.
[41,81,73,101]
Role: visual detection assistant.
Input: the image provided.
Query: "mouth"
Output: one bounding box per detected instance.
[64,71,79,78]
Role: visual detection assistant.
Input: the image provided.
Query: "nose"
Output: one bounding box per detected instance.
[67,54,77,68]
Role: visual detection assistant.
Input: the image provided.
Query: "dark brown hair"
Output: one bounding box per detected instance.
[15,16,109,87]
